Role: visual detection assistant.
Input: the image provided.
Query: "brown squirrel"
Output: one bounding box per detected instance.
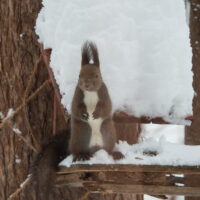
[30,41,123,199]
[69,41,123,161]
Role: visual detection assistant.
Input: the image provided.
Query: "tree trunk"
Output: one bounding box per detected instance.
[0,0,65,199]
[185,0,200,200]
[0,1,142,200]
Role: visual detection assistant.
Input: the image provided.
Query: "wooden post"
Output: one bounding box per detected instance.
[185,0,200,199]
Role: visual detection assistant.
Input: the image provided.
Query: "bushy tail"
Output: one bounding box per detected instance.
[81,41,99,66]
[31,129,70,200]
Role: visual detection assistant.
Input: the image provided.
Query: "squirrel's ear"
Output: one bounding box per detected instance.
[81,47,90,66]
[81,41,100,67]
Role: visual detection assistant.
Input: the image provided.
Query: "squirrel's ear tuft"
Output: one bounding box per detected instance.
[81,41,99,67]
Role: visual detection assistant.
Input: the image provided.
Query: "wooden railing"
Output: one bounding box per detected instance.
[57,164,200,197]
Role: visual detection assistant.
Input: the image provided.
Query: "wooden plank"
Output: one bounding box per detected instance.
[113,111,193,125]
[85,183,200,197]
[57,171,187,187]
[58,164,200,174]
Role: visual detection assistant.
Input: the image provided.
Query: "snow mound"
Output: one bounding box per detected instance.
[36,0,193,122]
[60,139,200,167]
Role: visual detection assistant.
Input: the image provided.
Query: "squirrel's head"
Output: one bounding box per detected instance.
[78,64,102,91]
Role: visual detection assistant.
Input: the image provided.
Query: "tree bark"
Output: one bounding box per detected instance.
[0,0,68,199]
[185,0,200,200]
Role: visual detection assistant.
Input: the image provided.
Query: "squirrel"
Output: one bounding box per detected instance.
[30,41,123,199]
[69,41,124,161]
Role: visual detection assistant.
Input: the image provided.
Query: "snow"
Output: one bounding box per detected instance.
[144,195,184,200]
[59,139,200,167]
[12,128,22,134]
[141,124,184,144]
[19,33,24,39]
[15,159,21,164]
[7,108,14,117]
[15,155,21,164]
[35,0,193,123]
[141,124,185,200]
[20,176,30,188]
[144,196,162,200]
[0,112,4,119]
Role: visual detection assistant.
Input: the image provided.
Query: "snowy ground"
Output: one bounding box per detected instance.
[35,0,193,123]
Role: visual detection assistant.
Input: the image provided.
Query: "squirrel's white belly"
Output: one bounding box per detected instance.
[83,91,103,147]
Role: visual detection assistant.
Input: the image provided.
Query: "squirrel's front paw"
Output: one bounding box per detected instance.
[92,110,100,119]
[81,112,89,120]
[112,151,124,160]
[73,153,91,162]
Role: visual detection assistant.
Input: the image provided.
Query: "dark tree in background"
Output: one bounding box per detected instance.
[185,0,200,200]
[0,1,60,199]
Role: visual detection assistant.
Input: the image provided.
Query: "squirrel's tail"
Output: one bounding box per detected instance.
[31,129,70,200]
[81,41,100,66]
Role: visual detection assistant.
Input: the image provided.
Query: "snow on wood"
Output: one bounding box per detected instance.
[35,0,193,123]
[141,124,184,143]
[7,108,14,117]
[59,140,200,167]
[12,128,22,134]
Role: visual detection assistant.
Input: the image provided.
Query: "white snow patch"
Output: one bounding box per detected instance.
[0,112,4,119]
[20,176,30,188]
[12,128,22,135]
[19,33,24,39]
[141,124,185,144]
[7,108,14,117]
[144,195,184,200]
[15,155,21,164]
[35,0,193,121]
[144,196,160,200]
[15,158,21,164]
[59,139,200,167]
[175,183,184,187]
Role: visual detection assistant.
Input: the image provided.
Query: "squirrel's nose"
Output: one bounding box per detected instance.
[85,83,90,88]
[85,79,90,82]
[85,79,90,84]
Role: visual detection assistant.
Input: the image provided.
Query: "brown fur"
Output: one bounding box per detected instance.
[69,41,123,161]
[31,129,70,200]
[29,42,123,199]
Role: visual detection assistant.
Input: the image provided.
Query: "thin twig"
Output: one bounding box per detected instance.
[23,117,41,152]
[7,122,38,153]
[22,55,43,150]
[8,176,31,200]
[23,55,42,100]
[79,189,91,200]
[16,133,38,152]
[27,128,41,152]
[0,80,50,130]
